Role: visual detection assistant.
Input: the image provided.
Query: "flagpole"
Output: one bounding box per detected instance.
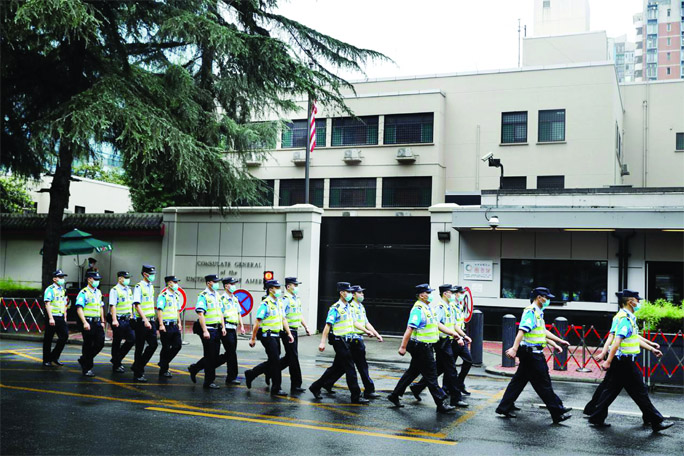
[305,93,312,205]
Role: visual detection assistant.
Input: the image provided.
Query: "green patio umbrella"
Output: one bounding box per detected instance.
[40,229,112,255]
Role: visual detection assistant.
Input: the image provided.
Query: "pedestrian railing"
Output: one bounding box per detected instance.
[0,298,45,333]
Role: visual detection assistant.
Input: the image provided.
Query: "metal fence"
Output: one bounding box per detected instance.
[1,298,45,333]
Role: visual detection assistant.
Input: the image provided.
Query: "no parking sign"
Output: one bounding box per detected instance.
[464,287,475,323]
[234,289,254,317]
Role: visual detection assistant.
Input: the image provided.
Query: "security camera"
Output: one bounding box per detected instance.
[489,216,500,228]
[481,152,494,162]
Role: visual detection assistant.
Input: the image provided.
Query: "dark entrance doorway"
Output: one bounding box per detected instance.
[317,217,430,335]
[647,261,684,303]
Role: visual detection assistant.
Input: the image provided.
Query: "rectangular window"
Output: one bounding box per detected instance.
[501,111,528,143]
[537,175,565,189]
[329,178,376,208]
[647,36,657,48]
[647,23,658,34]
[667,37,672,46]
[501,259,608,303]
[281,119,326,148]
[676,132,684,150]
[331,116,379,147]
[667,67,672,74]
[646,50,657,63]
[538,109,566,142]
[667,23,672,31]
[543,0,550,8]
[75,206,86,213]
[104,210,114,214]
[381,177,432,207]
[667,52,671,60]
[501,176,527,189]
[383,113,434,144]
[278,179,324,207]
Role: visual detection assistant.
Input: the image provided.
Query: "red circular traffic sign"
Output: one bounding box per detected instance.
[234,289,254,317]
[464,287,474,323]
[160,286,188,312]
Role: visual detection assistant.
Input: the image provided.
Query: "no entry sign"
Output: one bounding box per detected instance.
[464,287,474,323]
[234,289,254,317]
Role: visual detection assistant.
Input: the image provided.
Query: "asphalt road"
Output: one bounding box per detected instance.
[1,338,682,455]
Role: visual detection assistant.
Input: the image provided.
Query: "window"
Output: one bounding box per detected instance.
[281,119,326,148]
[667,52,671,60]
[667,23,672,31]
[501,111,528,144]
[543,0,550,8]
[647,23,658,34]
[646,50,657,63]
[331,116,379,147]
[382,177,432,207]
[329,178,376,207]
[616,54,625,65]
[667,37,672,46]
[501,176,527,189]
[647,64,658,78]
[667,8,671,17]
[278,179,324,207]
[667,67,671,74]
[383,113,434,144]
[676,132,684,150]
[647,36,657,48]
[538,109,565,142]
[537,175,565,189]
[501,259,608,303]
[75,206,86,213]
[647,261,683,303]
[104,210,114,214]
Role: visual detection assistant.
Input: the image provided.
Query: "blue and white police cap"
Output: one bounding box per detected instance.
[350,285,365,293]
[337,282,352,292]
[264,279,282,289]
[438,284,453,295]
[415,283,434,294]
[52,269,68,277]
[620,289,642,301]
[142,264,156,274]
[204,274,220,283]
[85,271,102,280]
[530,287,555,302]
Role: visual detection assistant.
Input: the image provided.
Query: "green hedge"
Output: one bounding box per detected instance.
[0,277,42,299]
[636,299,684,334]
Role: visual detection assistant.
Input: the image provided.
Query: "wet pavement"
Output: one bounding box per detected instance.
[1,336,682,455]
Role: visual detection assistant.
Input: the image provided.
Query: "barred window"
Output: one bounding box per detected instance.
[382,177,432,207]
[676,133,684,151]
[537,175,565,189]
[501,176,527,189]
[278,179,324,207]
[501,111,528,144]
[331,116,379,147]
[281,119,326,148]
[384,113,434,144]
[329,178,376,208]
[538,109,565,142]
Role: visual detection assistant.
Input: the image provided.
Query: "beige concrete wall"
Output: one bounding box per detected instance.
[523,31,609,67]
[29,175,132,214]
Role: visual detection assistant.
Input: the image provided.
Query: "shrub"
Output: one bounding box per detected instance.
[636,299,684,334]
[0,277,42,299]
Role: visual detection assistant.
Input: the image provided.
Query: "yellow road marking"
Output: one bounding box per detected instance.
[145,406,457,446]
[439,388,506,435]
[8,350,42,362]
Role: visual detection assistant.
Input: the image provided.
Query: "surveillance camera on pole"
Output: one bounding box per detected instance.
[481,152,494,162]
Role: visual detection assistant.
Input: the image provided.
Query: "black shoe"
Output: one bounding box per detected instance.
[642,420,651,427]
[188,364,197,384]
[561,407,573,414]
[589,421,611,428]
[364,392,381,399]
[113,365,125,373]
[204,383,220,390]
[52,360,64,366]
[452,400,469,408]
[512,404,521,411]
[652,420,674,432]
[323,386,336,395]
[409,384,422,401]
[309,386,322,400]
[245,370,254,389]
[352,396,370,404]
[437,404,456,414]
[43,362,52,367]
[460,387,471,396]
[291,387,306,394]
[495,408,517,418]
[134,375,148,383]
[387,394,404,408]
[227,379,241,385]
[271,390,288,397]
[83,370,95,377]
[553,413,572,424]
[159,371,172,378]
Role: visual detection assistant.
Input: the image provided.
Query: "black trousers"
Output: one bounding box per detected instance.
[43,315,68,363]
[392,340,447,405]
[497,348,564,419]
[589,357,664,428]
[212,328,239,381]
[132,319,158,376]
[79,320,105,372]
[321,338,375,393]
[584,364,615,415]
[312,337,362,398]
[412,338,462,402]
[279,329,302,389]
[111,318,135,368]
[199,328,222,386]
[251,331,282,393]
[158,324,182,373]
[452,339,473,389]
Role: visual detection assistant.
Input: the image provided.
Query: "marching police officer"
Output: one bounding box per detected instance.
[75,271,106,376]
[131,264,158,383]
[245,279,293,397]
[278,277,311,394]
[156,275,183,378]
[387,284,454,413]
[309,282,369,404]
[451,285,474,395]
[588,289,674,432]
[189,274,226,389]
[217,277,245,385]
[109,271,135,373]
[42,269,69,366]
[495,287,572,424]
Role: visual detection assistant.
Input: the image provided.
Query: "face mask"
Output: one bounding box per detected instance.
[292,287,299,295]
[171,283,179,291]
[211,282,220,291]
[123,278,130,286]
[228,285,237,293]
[357,295,364,303]
[457,294,465,302]
[344,293,353,302]
[274,289,282,298]
[448,295,455,302]
[91,280,100,288]
[147,274,156,282]
[57,278,65,286]
[541,297,550,309]
[427,295,433,303]
[633,302,641,312]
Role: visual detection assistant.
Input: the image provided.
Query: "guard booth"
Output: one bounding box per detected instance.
[316,216,430,335]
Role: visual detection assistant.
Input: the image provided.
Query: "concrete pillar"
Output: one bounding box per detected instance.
[502,314,517,368]
[429,204,460,286]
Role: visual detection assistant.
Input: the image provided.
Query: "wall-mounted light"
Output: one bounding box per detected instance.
[437,231,451,242]
[291,229,304,240]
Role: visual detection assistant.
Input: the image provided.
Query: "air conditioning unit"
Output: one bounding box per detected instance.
[620,164,630,176]
[343,149,363,164]
[245,152,262,167]
[396,147,416,163]
[342,211,358,217]
[292,151,307,166]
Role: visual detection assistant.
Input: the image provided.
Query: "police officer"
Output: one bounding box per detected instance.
[309,282,369,404]
[217,276,245,385]
[156,275,183,378]
[387,284,454,413]
[451,285,474,395]
[495,287,572,424]
[278,277,311,394]
[408,284,468,408]
[131,264,158,383]
[245,279,293,397]
[75,271,106,376]
[42,269,69,366]
[588,289,674,432]
[189,274,226,389]
[109,271,135,373]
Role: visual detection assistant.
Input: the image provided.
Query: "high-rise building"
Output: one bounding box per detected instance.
[533,0,590,36]
[634,0,683,81]
[611,35,637,83]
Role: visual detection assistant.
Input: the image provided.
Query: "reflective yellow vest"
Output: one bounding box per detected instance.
[260,296,284,332]
[159,290,179,321]
[110,284,133,316]
[135,281,155,318]
[46,284,68,316]
[200,290,222,325]
[412,301,439,343]
[79,287,102,318]
[350,300,367,335]
[221,294,240,325]
[522,305,547,347]
[455,302,466,330]
[437,300,455,339]
[618,313,640,355]
[331,301,354,336]
[283,293,303,329]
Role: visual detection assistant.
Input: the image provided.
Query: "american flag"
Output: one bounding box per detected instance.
[309,101,317,153]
